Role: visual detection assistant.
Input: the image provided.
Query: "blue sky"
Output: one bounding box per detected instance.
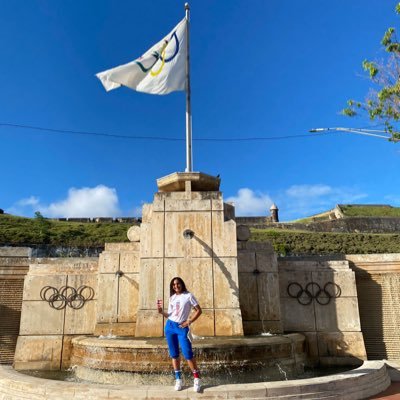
[1,0,399,221]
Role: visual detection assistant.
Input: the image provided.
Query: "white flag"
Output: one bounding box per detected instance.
[96,18,187,95]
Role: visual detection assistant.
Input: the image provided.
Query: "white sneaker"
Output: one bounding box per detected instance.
[193,377,201,392]
[174,378,182,391]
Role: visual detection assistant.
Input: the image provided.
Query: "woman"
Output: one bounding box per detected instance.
[157,277,202,392]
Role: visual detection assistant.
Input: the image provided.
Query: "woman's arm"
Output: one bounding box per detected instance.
[180,305,202,328]
[157,300,170,319]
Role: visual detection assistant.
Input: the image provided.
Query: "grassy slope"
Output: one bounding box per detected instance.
[250,228,400,255]
[340,205,400,217]
[0,214,130,246]
[1,214,400,255]
[294,205,400,223]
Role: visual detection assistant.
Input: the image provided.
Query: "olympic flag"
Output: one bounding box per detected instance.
[96,18,187,95]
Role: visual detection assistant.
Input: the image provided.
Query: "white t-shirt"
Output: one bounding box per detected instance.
[168,292,199,324]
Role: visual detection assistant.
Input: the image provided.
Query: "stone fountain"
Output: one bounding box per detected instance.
[3,172,391,399]
[12,172,306,379]
[69,171,306,381]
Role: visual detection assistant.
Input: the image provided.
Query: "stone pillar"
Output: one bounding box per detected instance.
[135,172,244,337]
[237,241,283,335]
[95,242,140,336]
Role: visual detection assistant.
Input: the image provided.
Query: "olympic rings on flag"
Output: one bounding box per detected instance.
[150,31,180,77]
[150,47,167,77]
[163,32,180,62]
[40,285,95,310]
[287,282,341,306]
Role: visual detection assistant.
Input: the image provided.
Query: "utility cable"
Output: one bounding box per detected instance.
[0,123,338,142]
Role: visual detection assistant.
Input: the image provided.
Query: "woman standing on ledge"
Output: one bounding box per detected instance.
[157,276,202,392]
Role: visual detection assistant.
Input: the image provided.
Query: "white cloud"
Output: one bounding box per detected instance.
[6,185,124,218]
[6,183,369,222]
[226,188,273,216]
[40,185,121,218]
[226,184,367,221]
[282,184,367,220]
[6,196,41,215]
[17,196,40,207]
[285,184,332,198]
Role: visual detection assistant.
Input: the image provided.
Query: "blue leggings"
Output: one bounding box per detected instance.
[165,319,193,360]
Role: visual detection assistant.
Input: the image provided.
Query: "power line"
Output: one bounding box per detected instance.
[0,123,181,142]
[0,122,337,142]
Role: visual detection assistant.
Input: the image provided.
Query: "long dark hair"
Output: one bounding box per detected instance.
[169,277,188,296]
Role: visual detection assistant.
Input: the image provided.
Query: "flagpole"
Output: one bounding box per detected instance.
[185,3,193,172]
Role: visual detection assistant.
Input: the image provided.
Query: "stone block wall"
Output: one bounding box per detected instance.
[235,216,272,225]
[0,249,30,364]
[237,241,283,335]
[300,217,400,233]
[9,245,400,371]
[278,258,366,366]
[135,191,243,337]
[14,258,98,370]
[346,254,400,360]
[95,242,140,336]
[237,215,400,234]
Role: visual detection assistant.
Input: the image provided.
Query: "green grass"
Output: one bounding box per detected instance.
[293,216,328,224]
[293,205,400,223]
[2,214,400,255]
[0,214,131,246]
[250,228,400,255]
[340,205,400,217]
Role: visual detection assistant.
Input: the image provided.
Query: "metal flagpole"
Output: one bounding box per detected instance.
[185,3,193,172]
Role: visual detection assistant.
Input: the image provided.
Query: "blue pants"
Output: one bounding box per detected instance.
[165,319,193,360]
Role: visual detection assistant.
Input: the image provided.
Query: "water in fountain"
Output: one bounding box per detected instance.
[20,362,355,386]
[275,363,288,380]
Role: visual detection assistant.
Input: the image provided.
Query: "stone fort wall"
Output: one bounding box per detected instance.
[237,216,400,233]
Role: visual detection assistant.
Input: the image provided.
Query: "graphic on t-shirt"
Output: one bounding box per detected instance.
[168,292,198,324]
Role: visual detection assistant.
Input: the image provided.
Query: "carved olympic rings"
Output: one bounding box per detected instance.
[40,285,95,310]
[287,282,341,306]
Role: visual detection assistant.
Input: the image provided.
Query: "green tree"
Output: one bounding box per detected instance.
[342,3,400,141]
[34,211,51,243]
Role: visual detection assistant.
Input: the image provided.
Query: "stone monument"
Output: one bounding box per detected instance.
[94,171,243,338]
[13,172,366,372]
[135,171,243,337]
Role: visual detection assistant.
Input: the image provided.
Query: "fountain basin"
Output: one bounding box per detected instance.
[1,361,391,399]
[70,333,306,382]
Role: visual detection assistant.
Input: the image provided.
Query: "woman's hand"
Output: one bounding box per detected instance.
[179,320,191,328]
[157,299,163,314]
[179,305,202,328]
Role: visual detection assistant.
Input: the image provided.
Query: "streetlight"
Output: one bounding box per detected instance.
[309,127,399,142]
